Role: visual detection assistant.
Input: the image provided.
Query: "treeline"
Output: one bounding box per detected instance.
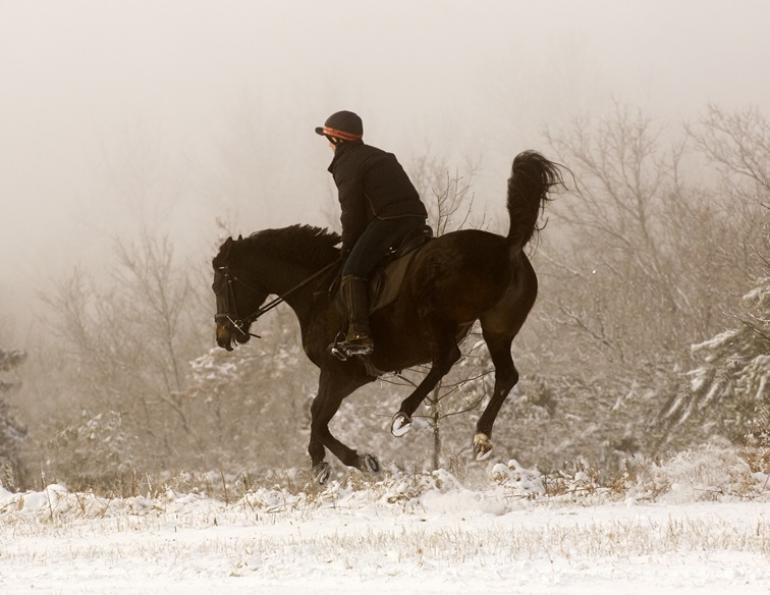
[2,104,768,490]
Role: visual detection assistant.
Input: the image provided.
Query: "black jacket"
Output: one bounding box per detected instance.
[328,142,427,251]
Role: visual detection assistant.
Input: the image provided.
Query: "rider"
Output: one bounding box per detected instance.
[316,110,428,356]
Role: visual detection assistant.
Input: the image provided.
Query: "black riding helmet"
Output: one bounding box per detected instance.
[314,110,363,143]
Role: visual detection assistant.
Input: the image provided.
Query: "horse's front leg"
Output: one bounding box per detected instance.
[391,324,461,437]
[308,364,375,483]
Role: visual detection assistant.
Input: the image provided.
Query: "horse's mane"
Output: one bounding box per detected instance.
[241,224,341,270]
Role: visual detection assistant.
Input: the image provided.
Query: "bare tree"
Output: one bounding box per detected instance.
[409,153,484,235]
[649,106,770,448]
[404,155,492,469]
[40,232,211,482]
[487,104,770,466]
[690,105,770,196]
[113,234,195,433]
[688,105,770,279]
[542,103,753,363]
[0,348,27,489]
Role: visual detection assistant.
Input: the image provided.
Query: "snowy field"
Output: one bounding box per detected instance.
[1,465,770,594]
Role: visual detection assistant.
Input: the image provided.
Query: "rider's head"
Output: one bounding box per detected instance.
[315,110,363,149]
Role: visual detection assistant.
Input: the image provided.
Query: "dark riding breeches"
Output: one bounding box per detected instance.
[342,217,426,278]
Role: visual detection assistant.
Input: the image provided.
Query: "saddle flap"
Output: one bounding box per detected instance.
[369,231,431,314]
[329,225,433,314]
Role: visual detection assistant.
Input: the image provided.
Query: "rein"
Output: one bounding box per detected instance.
[215,259,339,338]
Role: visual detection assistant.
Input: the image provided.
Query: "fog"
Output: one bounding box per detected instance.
[2,0,769,342]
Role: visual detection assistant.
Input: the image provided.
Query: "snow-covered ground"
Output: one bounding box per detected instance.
[1,464,769,594]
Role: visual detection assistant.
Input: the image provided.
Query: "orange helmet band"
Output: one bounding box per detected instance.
[322,127,362,141]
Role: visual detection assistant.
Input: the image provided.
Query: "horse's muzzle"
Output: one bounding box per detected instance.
[216,324,234,351]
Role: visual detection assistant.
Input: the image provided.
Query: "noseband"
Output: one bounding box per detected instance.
[214,260,339,339]
[214,267,264,339]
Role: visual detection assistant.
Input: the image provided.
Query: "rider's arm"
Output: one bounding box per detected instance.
[335,162,366,254]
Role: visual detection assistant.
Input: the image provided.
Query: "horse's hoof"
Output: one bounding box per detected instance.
[358,453,380,473]
[391,412,412,437]
[312,462,331,484]
[473,433,493,461]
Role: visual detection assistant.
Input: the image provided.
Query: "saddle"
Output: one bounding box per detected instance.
[328,225,433,372]
[368,224,433,313]
[329,225,433,312]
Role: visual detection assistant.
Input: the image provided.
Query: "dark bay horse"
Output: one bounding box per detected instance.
[212,151,562,482]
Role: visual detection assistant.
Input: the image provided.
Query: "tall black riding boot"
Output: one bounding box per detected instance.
[340,275,374,356]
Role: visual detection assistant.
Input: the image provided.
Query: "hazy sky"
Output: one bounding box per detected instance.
[2,0,769,341]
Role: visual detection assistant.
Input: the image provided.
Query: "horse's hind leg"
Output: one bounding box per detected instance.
[391,323,461,436]
[472,330,518,460]
[473,261,536,459]
[308,366,374,483]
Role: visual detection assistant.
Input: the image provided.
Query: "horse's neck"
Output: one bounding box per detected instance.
[256,258,321,324]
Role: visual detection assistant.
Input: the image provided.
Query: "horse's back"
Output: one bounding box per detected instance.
[368,228,536,370]
[410,229,513,314]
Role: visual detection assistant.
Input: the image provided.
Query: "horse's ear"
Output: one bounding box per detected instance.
[237,234,243,241]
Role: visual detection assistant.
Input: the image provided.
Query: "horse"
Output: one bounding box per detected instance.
[212,151,563,482]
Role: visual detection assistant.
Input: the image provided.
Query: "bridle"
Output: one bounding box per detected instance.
[214,260,339,339]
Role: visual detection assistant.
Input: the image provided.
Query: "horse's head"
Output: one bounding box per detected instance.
[212,235,269,351]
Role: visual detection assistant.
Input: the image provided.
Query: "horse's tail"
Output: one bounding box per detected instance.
[506,150,562,255]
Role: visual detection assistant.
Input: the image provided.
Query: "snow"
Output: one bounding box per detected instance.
[688,366,710,393]
[691,329,740,356]
[743,280,770,304]
[1,469,770,593]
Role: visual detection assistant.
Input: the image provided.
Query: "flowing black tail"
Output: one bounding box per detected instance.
[506,150,563,255]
